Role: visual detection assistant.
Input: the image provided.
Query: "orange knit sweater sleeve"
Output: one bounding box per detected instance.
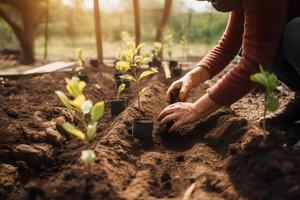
[199,0,288,106]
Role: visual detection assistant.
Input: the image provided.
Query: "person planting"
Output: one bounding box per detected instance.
[159,0,300,133]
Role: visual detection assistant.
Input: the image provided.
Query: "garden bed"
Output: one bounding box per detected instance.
[0,66,300,200]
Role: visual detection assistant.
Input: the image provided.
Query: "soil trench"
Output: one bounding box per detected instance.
[1,68,300,200]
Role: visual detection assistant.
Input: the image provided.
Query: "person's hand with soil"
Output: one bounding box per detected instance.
[166,66,210,102]
[159,66,221,132]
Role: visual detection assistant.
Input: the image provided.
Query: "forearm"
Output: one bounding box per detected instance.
[193,93,222,119]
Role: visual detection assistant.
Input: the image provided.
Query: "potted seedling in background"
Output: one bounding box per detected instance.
[76,49,89,82]
[116,41,158,141]
[180,35,189,62]
[250,66,279,140]
[114,55,131,89]
[164,30,181,76]
[55,76,105,175]
[110,83,126,117]
[149,42,162,68]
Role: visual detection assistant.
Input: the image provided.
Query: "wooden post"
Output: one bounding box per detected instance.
[43,0,49,60]
[132,0,141,47]
[155,0,172,58]
[93,0,103,65]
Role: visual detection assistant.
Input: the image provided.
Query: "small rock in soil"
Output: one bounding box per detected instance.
[0,164,18,197]
[12,143,54,167]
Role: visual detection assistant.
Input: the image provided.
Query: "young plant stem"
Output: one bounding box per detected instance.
[134,69,141,112]
[79,111,88,130]
[263,94,267,140]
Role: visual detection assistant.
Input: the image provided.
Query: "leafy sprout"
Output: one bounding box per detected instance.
[180,35,189,59]
[81,149,95,171]
[163,30,173,59]
[153,41,162,60]
[76,48,84,71]
[250,65,279,137]
[117,83,126,101]
[55,76,104,170]
[115,36,158,112]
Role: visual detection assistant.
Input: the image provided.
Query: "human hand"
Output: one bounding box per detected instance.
[159,93,221,132]
[166,66,210,102]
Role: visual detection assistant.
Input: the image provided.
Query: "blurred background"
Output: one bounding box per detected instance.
[0,0,228,71]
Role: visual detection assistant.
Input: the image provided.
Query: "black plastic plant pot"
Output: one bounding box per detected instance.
[110,99,126,117]
[169,60,178,68]
[78,74,89,83]
[172,66,182,77]
[132,119,154,141]
[90,59,98,67]
[149,58,161,68]
[114,71,122,81]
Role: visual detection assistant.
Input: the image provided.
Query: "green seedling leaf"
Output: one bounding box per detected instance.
[117,83,126,100]
[139,87,149,97]
[66,77,83,98]
[266,95,279,112]
[77,49,84,67]
[81,149,95,167]
[62,122,85,141]
[70,95,86,110]
[79,81,86,92]
[119,74,136,82]
[267,73,278,93]
[250,73,268,86]
[116,61,130,72]
[86,123,97,142]
[142,53,153,63]
[55,90,72,109]
[91,101,105,123]
[81,100,93,114]
[138,68,158,80]
[136,43,146,51]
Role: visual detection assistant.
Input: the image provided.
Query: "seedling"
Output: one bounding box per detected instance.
[250,65,279,138]
[164,30,173,59]
[180,35,189,60]
[116,39,158,112]
[55,76,104,170]
[76,48,84,71]
[81,149,95,174]
[117,83,126,101]
[153,41,162,60]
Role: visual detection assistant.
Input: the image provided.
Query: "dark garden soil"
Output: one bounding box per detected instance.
[0,65,299,200]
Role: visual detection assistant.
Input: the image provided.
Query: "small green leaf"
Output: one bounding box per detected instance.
[117,83,126,100]
[138,68,158,80]
[119,74,136,82]
[141,53,153,63]
[267,74,278,92]
[81,149,95,167]
[115,61,130,72]
[81,100,93,114]
[79,81,86,92]
[55,90,72,109]
[86,123,97,142]
[136,43,146,50]
[91,101,105,123]
[62,122,85,141]
[250,73,268,86]
[70,95,86,110]
[265,95,279,112]
[139,87,149,97]
[66,77,82,98]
